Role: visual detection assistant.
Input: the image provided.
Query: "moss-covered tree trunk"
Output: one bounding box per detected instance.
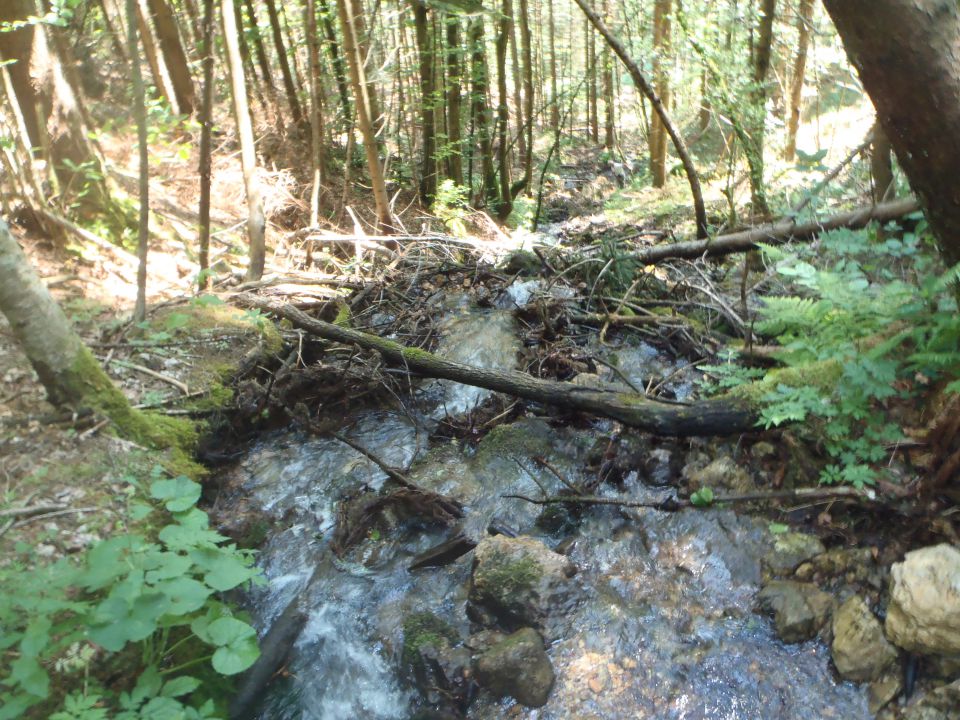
[0,220,194,458]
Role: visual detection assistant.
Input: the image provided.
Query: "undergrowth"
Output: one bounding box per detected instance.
[702,220,960,488]
[0,467,262,719]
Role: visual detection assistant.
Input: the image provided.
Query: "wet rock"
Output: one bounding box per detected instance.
[901,678,960,720]
[868,672,903,715]
[468,535,581,639]
[472,628,555,708]
[402,612,472,710]
[686,456,754,494]
[795,547,874,582]
[764,532,826,576]
[757,580,834,643]
[499,250,541,276]
[535,503,580,534]
[886,544,960,656]
[831,595,898,682]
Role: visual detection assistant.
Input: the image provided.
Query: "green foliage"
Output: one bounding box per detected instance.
[690,487,715,507]
[706,226,960,488]
[432,180,470,237]
[0,471,261,719]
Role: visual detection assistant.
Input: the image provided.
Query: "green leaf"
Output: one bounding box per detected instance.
[190,547,258,591]
[160,676,200,698]
[155,577,212,615]
[87,591,169,651]
[9,655,49,698]
[207,617,259,675]
[690,487,714,507]
[768,522,789,535]
[150,477,202,513]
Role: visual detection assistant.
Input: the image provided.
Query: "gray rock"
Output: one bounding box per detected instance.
[402,612,471,709]
[886,544,960,656]
[473,628,555,708]
[468,535,580,639]
[764,532,827,576]
[757,580,834,643]
[832,595,898,682]
[901,678,960,720]
[686,456,754,494]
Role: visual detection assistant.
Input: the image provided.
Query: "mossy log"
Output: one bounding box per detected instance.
[235,294,760,436]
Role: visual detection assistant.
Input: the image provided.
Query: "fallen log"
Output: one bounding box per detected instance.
[632,197,920,265]
[234,293,758,436]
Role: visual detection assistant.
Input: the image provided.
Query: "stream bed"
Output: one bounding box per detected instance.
[224,299,871,719]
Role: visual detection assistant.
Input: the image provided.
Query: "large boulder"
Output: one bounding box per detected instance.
[757,580,834,643]
[832,595,898,682]
[468,535,581,639]
[901,678,960,720]
[885,544,960,656]
[472,628,555,708]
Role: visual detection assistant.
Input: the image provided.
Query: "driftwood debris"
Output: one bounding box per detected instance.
[235,293,758,436]
[630,197,919,265]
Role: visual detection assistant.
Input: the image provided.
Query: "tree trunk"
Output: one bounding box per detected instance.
[127,0,150,321]
[469,17,497,207]
[547,0,559,133]
[871,121,894,204]
[146,0,196,115]
[574,0,708,238]
[337,0,393,231]
[822,0,960,266]
[744,0,775,217]
[96,0,130,62]
[445,16,464,186]
[494,0,513,221]
[601,0,614,150]
[650,0,671,187]
[238,293,758,437]
[0,0,117,219]
[317,0,352,121]
[222,0,267,280]
[243,0,277,99]
[264,0,304,125]
[783,0,813,161]
[514,0,534,195]
[305,0,327,224]
[136,0,181,113]
[412,0,438,205]
[197,0,215,290]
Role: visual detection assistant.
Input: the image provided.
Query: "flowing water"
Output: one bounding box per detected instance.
[227,296,870,720]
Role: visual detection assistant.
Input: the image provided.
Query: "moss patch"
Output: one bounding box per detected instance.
[476,552,541,605]
[402,612,459,667]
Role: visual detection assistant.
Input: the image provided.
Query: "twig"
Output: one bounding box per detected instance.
[11,506,99,528]
[0,503,66,518]
[532,456,581,494]
[106,359,189,394]
[330,432,415,489]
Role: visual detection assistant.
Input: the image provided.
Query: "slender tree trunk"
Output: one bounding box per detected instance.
[509,10,525,163]
[146,0,196,114]
[469,17,496,207]
[305,0,326,224]
[495,0,514,220]
[745,0,775,216]
[548,0,559,133]
[514,0,534,195]
[822,0,960,267]
[136,0,181,113]
[783,0,813,160]
[601,0,614,150]
[445,16,464,186]
[243,0,277,100]
[574,0,708,238]
[587,18,598,142]
[650,0,671,187]
[317,0,352,120]
[198,0,215,290]
[222,0,267,279]
[870,121,894,204]
[263,0,303,125]
[337,0,393,231]
[412,0,437,205]
[126,0,150,321]
[96,0,129,62]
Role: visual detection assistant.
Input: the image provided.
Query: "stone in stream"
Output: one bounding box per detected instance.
[756,580,834,643]
[885,544,960,657]
[685,455,755,495]
[763,532,826,576]
[900,678,960,720]
[402,612,473,711]
[831,595,899,682]
[472,627,555,708]
[467,535,581,640]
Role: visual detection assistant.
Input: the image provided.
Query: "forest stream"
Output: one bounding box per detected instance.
[220,290,871,719]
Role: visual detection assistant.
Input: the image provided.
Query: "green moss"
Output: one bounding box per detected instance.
[333,303,352,328]
[402,612,458,667]
[726,359,843,405]
[400,346,434,362]
[477,553,540,604]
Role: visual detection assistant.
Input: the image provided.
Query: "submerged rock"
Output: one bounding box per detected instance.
[757,580,834,643]
[402,612,472,710]
[886,544,960,656]
[472,627,555,708]
[832,595,898,682]
[468,535,580,639]
[764,532,826,576]
[900,678,960,720]
[686,456,754,494]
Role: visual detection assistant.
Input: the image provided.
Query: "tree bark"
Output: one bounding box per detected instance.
[264,0,304,125]
[494,0,513,221]
[222,0,267,279]
[337,0,393,231]
[823,0,960,267]
[305,0,327,225]
[317,0,352,120]
[783,0,813,161]
[871,122,894,204]
[469,17,497,207]
[236,293,758,436]
[573,0,708,238]
[197,0,215,290]
[744,0,776,217]
[127,0,150,322]
[412,0,438,205]
[514,0,534,196]
[626,198,919,265]
[146,0,196,115]
[547,0,559,133]
[601,0,614,150]
[445,16,464,186]
[650,0,671,187]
